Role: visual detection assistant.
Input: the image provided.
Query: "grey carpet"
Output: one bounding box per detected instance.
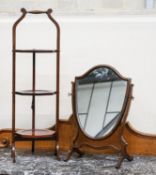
[0,148,156,175]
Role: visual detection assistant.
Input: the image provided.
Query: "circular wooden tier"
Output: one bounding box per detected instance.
[15,90,56,96]
[15,129,56,139]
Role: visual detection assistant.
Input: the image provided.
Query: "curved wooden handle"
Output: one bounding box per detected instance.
[21,8,52,14]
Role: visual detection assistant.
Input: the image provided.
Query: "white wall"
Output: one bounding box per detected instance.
[0,14,156,134]
[0,0,156,14]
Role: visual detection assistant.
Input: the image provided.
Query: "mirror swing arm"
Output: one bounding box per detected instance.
[65,65,134,169]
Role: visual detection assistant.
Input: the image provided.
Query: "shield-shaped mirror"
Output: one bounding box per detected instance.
[76,66,127,138]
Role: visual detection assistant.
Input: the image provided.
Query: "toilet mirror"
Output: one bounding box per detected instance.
[66,65,133,168]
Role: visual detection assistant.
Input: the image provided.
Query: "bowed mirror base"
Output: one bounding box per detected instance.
[65,65,133,169]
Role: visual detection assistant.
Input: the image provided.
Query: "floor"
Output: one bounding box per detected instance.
[0,148,156,175]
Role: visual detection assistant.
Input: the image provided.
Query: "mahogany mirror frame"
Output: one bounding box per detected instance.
[66,65,134,168]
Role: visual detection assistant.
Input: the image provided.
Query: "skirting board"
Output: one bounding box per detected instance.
[0,117,156,155]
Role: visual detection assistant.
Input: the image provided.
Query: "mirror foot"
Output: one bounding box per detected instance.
[126,154,133,161]
[64,149,73,161]
[74,147,84,157]
[115,153,133,169]
[64,147,84,161]
[116,155,125,169]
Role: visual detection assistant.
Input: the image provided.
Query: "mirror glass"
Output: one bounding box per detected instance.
[76,67,128,138]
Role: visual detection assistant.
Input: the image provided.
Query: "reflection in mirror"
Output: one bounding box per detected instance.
[76,67,127,138]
